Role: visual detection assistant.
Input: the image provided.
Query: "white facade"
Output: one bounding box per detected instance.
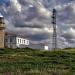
[16,37,29,48]
[5,34,29,48]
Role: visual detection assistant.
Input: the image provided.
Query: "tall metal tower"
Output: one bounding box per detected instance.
[52,9,57,50]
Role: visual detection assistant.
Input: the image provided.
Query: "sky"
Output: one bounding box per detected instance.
[0,0,75,49]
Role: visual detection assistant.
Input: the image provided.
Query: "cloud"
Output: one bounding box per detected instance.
[61,28,75,48]
[10,0,21,12]
[63,28,75,39]
[44,27,53,33]
[1,0,75,49]
[34,2,52,18]
[55,2,73,10]
[71,3,75,14]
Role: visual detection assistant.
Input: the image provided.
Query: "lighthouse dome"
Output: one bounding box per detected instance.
[0,13,3,18]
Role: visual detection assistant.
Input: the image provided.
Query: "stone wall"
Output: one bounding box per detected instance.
[0,29,5,48]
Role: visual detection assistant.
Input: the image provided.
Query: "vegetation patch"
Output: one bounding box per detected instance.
[0,48,75,75]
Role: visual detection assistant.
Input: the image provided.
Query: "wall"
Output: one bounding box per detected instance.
[0,29,5,48]
[5,35,17,48]
[5,35,29,48]
[16,37,29,48]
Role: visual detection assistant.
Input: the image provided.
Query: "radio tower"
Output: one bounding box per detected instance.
[52,8,57,50]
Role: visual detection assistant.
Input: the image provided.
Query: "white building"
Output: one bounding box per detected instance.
[44,45,49,50]
[5,32,29,48]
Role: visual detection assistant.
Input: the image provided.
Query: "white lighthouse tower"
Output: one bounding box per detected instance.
[0,13,5,48]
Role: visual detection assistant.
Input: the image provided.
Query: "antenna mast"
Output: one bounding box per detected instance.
[52,8,57,50]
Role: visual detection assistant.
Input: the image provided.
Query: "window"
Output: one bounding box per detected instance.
[25,40,29,45]
[24,40,25,44]
[17,38,23,44]
[5,39,8,42]
[18,39,19,43]
[27,40,29,45]
[22,39,24,44]
[20,39,21,44]
[10,38,13,42]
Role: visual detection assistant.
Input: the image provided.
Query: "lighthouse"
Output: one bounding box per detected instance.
[0,13,5,48]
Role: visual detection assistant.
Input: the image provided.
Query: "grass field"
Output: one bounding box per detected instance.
[0,48,75,75]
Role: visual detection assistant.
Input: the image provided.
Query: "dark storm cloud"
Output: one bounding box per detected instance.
[26,33,50,41]
[15,23,43,28]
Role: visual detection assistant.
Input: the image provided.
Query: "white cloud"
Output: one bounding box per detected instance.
[10,0,21,12]
[68,28,75,38]
[55,2,73,10]
[66,28,75,36]
[34,1,52,18]
[71,3,75,14]
[63,28,75,41]
[44,27,53,33]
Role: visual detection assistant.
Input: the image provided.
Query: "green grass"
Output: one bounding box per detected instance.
[0,48,75,75]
